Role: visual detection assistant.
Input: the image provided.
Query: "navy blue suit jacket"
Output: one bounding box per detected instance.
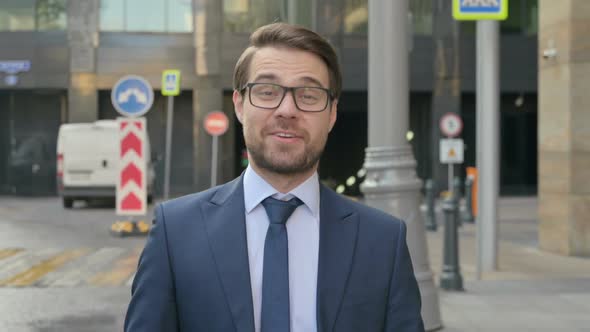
[125,175,424,331]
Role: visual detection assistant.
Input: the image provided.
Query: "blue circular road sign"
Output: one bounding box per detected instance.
[111,75,154,117]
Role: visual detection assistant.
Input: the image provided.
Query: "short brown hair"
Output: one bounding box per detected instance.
[233,22,342,100]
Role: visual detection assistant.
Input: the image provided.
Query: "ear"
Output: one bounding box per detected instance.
[328,99,338,132]
[233,90,244,124]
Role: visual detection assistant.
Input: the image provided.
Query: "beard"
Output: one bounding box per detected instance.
[244,122,326,176]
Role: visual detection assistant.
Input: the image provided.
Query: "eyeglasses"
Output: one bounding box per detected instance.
[241,82,333,112]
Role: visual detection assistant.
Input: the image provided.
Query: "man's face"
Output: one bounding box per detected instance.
[233,46,338,176]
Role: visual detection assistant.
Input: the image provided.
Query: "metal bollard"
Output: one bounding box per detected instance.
[440,194,464,291]
[453,177,463,227]
[462,177,475,223]
[425,179,437,231]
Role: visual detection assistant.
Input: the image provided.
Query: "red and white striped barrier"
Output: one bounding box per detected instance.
[116,117,147,216]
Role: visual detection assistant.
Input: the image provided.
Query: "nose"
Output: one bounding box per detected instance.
[274,90,299,118]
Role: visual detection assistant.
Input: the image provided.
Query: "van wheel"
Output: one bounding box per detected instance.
[63,197,74,209]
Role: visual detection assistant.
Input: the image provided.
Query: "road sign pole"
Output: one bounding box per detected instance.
[448,163,453,195]
[161,69,181,200]
[476,20,499,277]
[203,111,229,188]
[452,0,506,279]
[110,75,154,237]
[440,113,463,199]
[211,136,218,187]
[163,96,174,200]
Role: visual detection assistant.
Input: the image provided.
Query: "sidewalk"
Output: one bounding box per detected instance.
[425,197,590,331]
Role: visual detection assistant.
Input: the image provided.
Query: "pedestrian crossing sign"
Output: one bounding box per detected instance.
[453,0,509,21]
[440,138,464,164]
[162,69,181,96]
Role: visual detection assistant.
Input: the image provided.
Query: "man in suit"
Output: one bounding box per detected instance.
[125,22,425,332]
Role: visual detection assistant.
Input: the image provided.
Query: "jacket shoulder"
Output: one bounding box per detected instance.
[159,188,214,214]
[154,180,233,226]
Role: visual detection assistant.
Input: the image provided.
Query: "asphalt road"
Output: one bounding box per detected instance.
[0,196,150,331]
[0,287,130,332]
[0,197,149,249]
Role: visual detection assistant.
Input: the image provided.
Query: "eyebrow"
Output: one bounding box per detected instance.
[251,73,326,88]
[252,73,278,82]
[299,76,324,88]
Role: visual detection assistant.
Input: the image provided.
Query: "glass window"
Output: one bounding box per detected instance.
[461,21,476,36]
[344,0,367,34]
[100,0,124,31]
[500,0,523,34]
[523,0,538,35]
[288,0,314,29]
[0,0,35,31]
[36,0,67,30]
[411,0,432,35]
[224,0,287,33]
[343,0,432,35]
[126,0,166,32]
[99,0,193,32]
[501,0,539,35]
[0,0,67,31]
[223,0,248,32]
[168,0,193,32]
[461,0,538,36]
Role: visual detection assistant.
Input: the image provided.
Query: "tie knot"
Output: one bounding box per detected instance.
[261,196,303,225]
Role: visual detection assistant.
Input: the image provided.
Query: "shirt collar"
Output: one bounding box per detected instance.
[243,165,320,218]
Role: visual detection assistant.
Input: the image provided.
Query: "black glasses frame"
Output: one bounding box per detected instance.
[241,82,333,112]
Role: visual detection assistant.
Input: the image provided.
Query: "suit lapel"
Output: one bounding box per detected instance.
[316,186,359,332]
[202,176,255,332]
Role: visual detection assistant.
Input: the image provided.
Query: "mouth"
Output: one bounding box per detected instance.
[269,131,302,143]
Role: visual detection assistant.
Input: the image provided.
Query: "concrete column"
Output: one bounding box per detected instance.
[362,0,441,330]
[193,0,225,191]
[67,0,99,123]
[538,0,590,256]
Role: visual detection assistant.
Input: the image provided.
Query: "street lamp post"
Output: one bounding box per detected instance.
[476,20,500,276]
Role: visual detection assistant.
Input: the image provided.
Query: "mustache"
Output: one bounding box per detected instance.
[264,119,305,135]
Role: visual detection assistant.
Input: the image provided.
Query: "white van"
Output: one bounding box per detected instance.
[56,120,155,208]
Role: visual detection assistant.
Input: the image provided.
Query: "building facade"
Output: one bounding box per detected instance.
[538,0,590,256]
[0,0,538,198]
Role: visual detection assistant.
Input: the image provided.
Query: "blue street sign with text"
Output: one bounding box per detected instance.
[0,60,31,74]
[453,0,508,21]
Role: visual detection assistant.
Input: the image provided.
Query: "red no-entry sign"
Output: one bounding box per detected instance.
[204,111,229,136]
[439,112,463,138]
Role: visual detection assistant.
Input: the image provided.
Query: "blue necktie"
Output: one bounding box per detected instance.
[260,196,303,332]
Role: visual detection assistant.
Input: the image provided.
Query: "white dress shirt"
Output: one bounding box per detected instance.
[243,166,320,332]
